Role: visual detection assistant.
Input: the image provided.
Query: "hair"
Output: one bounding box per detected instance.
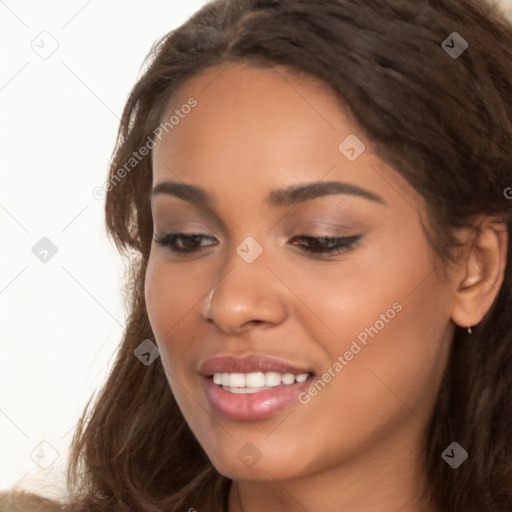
[2,0,511,511]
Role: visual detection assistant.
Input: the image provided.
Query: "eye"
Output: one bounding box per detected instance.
[154,233,217,254]
[154,232,362,257]
[289,235,362,255]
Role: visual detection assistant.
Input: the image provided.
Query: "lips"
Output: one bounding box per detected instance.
[198,354,316,421]
[198,354,314,376]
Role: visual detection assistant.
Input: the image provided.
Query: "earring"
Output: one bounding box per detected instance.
[468,326,472,334]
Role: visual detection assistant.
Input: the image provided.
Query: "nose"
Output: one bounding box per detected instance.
[200,246,288,334]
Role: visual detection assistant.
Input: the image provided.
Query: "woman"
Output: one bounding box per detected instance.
[2,0,512,510]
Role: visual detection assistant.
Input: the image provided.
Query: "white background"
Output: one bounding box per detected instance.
[0,0,207,500]
[1,0,512,501]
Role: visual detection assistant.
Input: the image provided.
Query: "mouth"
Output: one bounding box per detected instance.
[199,355,316,421]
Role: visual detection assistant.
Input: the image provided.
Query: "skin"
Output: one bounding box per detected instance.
[144,62,507,512]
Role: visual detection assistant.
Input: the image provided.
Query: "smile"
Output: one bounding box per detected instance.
[213,371,310,392]
[202,372,315,421]
[199,354,316,420]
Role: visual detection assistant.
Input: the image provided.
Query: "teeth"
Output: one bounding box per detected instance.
[265,371,282,387]
[295,373,308,383]
[212,371,310,390]
[229,373,245,387]
[281,373,296,385]
[246,372,265,387]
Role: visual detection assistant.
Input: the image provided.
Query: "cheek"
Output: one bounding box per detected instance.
[144,258,196,415]
[283,233,430,349]
[145,255,206,334]
[300,236,452,428]
[144,255,211,384]
[310,292,452,462]
[144,258,184,364]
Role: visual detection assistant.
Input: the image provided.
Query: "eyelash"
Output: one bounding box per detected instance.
[153,233,362,256]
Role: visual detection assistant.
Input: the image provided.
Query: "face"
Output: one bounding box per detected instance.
[145,62,456,482]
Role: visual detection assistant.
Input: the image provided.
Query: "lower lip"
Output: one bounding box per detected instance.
[202,375,313,421]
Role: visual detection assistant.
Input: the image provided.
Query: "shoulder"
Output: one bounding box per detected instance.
[0,490,64,512]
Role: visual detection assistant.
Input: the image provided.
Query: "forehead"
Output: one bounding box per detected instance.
[150,62,419,209]
[152,62,350,170]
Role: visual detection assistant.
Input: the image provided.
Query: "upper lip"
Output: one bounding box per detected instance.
[199,355,314,376]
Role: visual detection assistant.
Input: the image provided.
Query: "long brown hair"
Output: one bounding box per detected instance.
[3,1,511,510]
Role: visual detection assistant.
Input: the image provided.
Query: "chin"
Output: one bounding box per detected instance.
[201,439,313,482]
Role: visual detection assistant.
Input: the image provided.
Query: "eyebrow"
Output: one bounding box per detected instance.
[150,180,385,207]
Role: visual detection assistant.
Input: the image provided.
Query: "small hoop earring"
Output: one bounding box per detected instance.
[467,326,472,334]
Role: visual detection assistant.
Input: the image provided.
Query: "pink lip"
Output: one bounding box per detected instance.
[198,355,315,421]
[202,374,314,421]
[198,354,313,376]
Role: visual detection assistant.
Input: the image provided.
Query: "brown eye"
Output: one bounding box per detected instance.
[289,235,362,255]
[154,233,217,254]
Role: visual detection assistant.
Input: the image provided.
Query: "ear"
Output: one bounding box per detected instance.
[450,218,508,329]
